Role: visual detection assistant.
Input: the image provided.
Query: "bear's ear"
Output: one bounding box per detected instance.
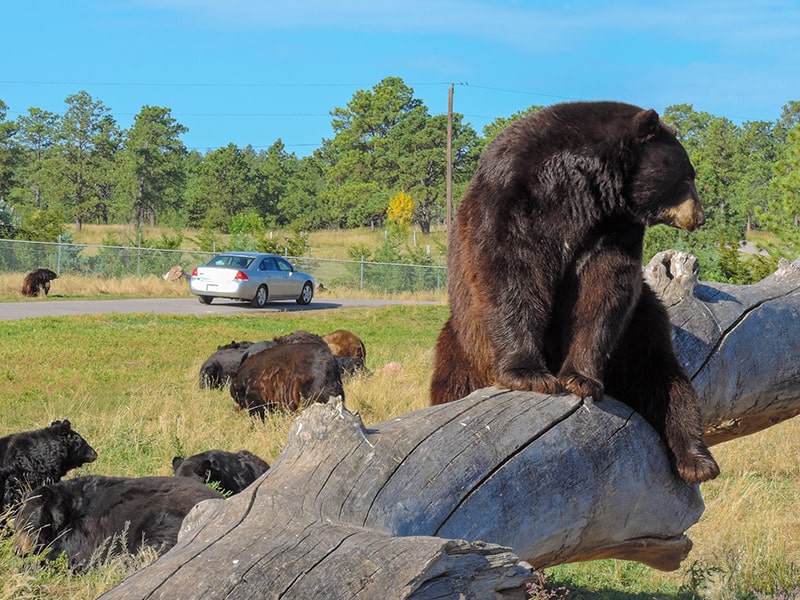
[172,456,184,471]
[633,109,661,143]
[49,420,70,434]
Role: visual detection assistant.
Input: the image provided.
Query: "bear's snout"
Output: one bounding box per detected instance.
[662,197,705,231]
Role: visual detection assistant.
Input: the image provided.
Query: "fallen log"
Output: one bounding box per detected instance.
[101,251,800,600]
[645,250,800,443]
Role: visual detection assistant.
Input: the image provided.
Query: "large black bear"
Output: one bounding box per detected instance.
[13,475,223,571]
[0,420,98,511]
[430,101,719,484]
[21,268,58,297]
[172,449,270,495]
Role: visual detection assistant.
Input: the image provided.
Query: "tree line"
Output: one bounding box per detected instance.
[0,76,798,283]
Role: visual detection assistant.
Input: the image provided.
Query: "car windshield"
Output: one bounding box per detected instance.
[209,255,255,269]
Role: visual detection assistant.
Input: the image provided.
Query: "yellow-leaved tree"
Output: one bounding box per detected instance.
[387,191,414,228]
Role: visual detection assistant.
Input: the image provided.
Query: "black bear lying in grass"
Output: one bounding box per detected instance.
[199,329,368,389]
[13,475,223,571]
[172,449,270,495]
[230,334,344,417]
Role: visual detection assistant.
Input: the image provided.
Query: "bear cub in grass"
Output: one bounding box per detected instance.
[0,420,98,511]
[172,449,270,495]
[431,100,719,484]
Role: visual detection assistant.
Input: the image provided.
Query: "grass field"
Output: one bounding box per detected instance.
[1,300,799,599]
[63,223,448,261]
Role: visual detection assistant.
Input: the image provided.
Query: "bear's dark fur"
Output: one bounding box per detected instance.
[199,340,255,389]
[430,101,719,484]
[172,449,270,495]
[199,330,369,389]
[334,355,368,378]
[21,268,58,297]
[0,420,98,511]
[230,340,344,417]
[13,475,223,571]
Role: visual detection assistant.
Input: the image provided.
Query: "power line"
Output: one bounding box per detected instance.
[0,79,454,89]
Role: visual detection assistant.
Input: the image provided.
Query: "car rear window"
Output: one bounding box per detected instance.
[211,255,255,268]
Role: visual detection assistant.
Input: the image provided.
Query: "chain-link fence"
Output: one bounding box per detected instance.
[0,238,447,294]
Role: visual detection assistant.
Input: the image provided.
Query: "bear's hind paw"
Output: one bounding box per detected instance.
[675,450,720,484]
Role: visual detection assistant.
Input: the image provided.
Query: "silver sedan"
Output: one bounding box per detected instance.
[190,252,315,307]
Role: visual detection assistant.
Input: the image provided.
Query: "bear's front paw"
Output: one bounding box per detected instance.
[496,370,564,395]
[557,371,604,400]
[674,446,720,484]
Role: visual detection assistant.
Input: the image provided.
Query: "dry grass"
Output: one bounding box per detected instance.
[680,420,800,595]
[1,272,193,300]
[307,226,447,260]
[64,224,448,262]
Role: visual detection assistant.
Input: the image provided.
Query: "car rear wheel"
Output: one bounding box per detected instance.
[296,281,314,305]
[251,285,269,308]
[198,295,213,305]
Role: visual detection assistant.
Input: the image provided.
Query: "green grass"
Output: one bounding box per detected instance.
[1,306,799,599]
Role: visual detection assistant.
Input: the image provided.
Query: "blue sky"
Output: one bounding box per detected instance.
[2,1,798,157]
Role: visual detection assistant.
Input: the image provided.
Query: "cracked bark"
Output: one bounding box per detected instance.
[100,251,800,600]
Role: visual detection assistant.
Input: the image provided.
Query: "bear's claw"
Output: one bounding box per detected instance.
[558,371,604,401]
[496,370,565,395]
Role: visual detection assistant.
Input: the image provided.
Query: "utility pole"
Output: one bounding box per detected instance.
[446,84,454,245]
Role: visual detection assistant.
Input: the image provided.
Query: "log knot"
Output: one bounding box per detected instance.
[644,250,699,303]
[772,256,800,278]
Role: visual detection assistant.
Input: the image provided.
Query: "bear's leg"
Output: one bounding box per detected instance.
[605,285,719,484]
[431,319,480,405]
[557,244,643,400]
[484,285,563,396]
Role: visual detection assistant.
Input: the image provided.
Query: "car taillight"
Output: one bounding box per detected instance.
[234,271,249,281]
[191,267,198,276]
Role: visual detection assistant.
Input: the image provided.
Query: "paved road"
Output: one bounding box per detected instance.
[0,297,443,321]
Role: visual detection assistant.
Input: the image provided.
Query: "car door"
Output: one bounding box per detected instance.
[274,257,299,299]
[256,256,288,299]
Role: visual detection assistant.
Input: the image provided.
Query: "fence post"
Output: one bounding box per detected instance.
[360,254,364,291]
[57,234,62,275]
[137,232,142,278]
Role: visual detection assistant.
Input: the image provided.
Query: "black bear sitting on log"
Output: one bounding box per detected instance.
[431,101,719,484]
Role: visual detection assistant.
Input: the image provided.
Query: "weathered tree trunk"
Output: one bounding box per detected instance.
[645,250,800,443]
[101,251,800,600]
